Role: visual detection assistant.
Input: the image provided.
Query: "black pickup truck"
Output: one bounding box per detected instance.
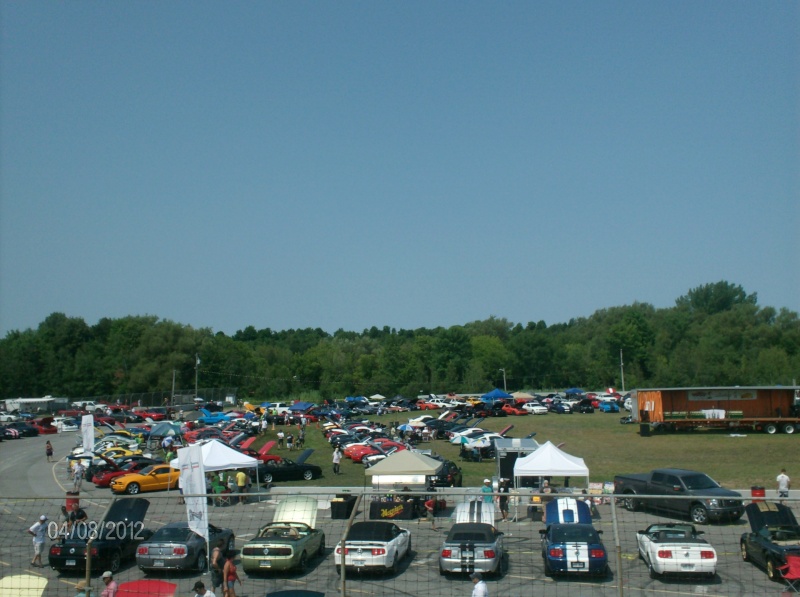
[613,468,744,524]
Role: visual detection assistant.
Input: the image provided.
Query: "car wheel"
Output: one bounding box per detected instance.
[226,536,235,553]
[690,504,709,525]
[196,551,207,572]
[624,495,639,512]
[740,541,749,562]
[303,470,314,481]
[543,556,552,577]
[298,552,308,573]
[766,557,779,581]
[335,565,341,576]
[438,563,447,576]
[264,473,273,483]
[389,554,398,575]
[406,538,412,557]
[126,483,140,495]
[317,537,326,558]
[765,423,778,434]
[109,550,122,573]
[648,563,659,579]
[783,423,795,434]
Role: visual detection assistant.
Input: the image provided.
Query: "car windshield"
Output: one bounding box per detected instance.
[152,527,195,542]
[552,526,600,543]
[682,474,719,490]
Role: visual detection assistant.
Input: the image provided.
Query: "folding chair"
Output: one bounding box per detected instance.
[213,485,232,507]
[778,554,800,594]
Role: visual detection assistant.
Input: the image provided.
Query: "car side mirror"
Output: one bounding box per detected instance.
[672,485,682,492]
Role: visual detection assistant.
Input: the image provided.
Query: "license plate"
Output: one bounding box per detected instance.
[570,561,585,568]
[259,560,271,567]
[66,560,76,566]
[353,559,366,566]
[680,563,695,570]
[154,560,165,567]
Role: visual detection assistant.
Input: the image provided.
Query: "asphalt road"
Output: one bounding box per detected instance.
[0,430,791,596]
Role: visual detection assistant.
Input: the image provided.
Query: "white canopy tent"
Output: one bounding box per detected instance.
[512,441,589,489]
[170,439,259,472]
[365,450,444,491]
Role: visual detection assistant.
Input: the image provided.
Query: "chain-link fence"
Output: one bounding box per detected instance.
[1,483,797,596]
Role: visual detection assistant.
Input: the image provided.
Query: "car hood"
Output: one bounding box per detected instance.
[545,498,592,525]
[274,495,318,528]
[294,448,314,465]
[746,501,800,533]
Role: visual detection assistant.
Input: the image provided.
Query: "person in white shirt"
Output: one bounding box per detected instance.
[192,580,215,597]
[28,514,48,567]
[470,571,489,597]
[777,468,791,503]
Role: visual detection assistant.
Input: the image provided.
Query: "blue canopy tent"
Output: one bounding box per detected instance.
[564,388,585,395]
[288,401,315,412]
[481,388,513,403]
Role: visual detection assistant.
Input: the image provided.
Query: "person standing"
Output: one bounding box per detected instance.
[277,430,285,449]
[222,550,241,597]
[481,479,493,504]
[45,440,54,462]
[470,571,489,597]
[777,468,791,503]
[235,469,247,504]
[423,497,439,530]
[72,461,85,492]
[210,538,225,594]
[498,480,510,522]
[286,433,294,451]
[332,446,342,475]
[28,514,48,567]
[100,571,118,597]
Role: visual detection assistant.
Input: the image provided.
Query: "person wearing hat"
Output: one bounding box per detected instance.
[470,571,489,597]
[481,479,494,504]
[192,580,216,597]
[27,514,48,567]
[74,580,88,597]
[100,570,118,597]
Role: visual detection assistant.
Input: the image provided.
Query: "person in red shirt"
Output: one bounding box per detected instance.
[424,497,438,531]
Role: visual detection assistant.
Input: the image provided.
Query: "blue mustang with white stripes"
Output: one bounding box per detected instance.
[540,498,609,577]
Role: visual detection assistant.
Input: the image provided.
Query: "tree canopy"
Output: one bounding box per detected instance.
[1,281,798,401]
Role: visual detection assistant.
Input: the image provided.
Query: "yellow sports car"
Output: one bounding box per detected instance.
[109,464,179,495]
[101,447,142,459]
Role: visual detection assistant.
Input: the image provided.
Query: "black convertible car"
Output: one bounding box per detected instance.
[740,501,800,580]
[250,449,323,484]
[49,498,153,573]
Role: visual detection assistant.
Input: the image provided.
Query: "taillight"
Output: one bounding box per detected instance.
[173,547,187,555]
[441,549,452,557]
[50,546,61,555]
[371,548,386,556]
[89,548,98,556]
[589,549,605,558]
[137,547,149,555]
[483,550,496,558]
[657,550,673,559]
[549,547,564,558]
[336,547,349,555]
[700,551,715,559]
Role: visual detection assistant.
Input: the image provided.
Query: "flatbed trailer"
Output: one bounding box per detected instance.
[656,415,800,435]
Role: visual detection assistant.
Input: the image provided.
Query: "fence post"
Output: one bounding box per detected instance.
[339,492,363,597]
[610,495,625,597]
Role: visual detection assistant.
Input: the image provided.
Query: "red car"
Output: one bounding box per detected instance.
[183,427,224,443]
[416,402,440,410]
[349,441,407,463]
[93,459,159,487]
[501,404,528,416]
[31,417,58,434]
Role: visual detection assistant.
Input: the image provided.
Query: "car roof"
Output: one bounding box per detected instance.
[347,521,399,541]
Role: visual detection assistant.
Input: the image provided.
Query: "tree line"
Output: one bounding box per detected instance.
[1,281,798,401]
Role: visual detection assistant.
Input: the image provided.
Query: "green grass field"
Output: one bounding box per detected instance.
[253,411,800,490]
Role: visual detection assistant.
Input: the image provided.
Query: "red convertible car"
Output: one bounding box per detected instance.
[501,404,528,416]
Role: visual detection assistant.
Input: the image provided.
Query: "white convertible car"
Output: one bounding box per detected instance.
[636,523,717,579]
[334,521,411,575]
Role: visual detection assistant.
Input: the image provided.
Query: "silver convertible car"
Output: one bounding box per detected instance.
[136,522,235,572]
[438,522,506,576]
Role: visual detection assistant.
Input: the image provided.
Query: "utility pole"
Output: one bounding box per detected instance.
[619,349,625,393]
[499,368,507,392]
[195,354,200,400]
[171,369,176,405]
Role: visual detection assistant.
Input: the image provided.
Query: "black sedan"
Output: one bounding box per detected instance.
[49,498,153,573]
[740,501,800,580]
[136,522,235,572]
[251,449,323,484]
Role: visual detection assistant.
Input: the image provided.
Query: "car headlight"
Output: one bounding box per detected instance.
[706,499,719,507]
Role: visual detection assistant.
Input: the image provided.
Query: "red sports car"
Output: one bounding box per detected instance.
[501,404,528,416]
[348,441,407,463]
[31,417,58,434]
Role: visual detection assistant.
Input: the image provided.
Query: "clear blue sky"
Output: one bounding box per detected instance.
[2,2,798,337]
